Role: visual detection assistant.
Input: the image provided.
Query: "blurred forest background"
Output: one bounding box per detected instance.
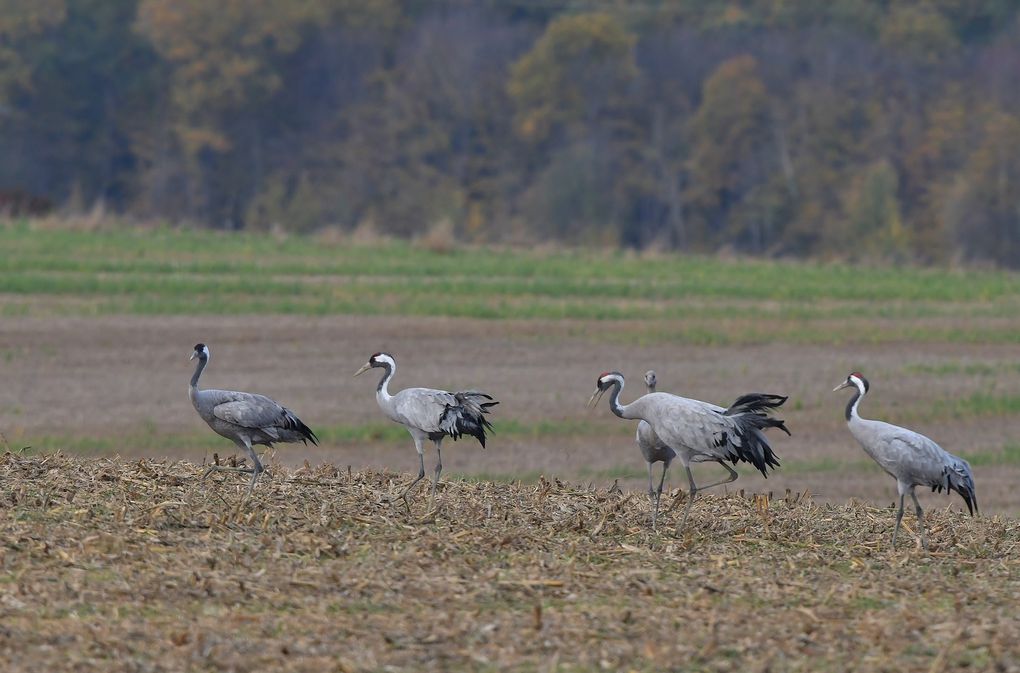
[2,0,1020,265]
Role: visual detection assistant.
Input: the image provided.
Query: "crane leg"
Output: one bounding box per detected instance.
[243,443,266,497]
[429,440,443,509]
[202,439,263,497]
[399,437,427,512]
[909,489,929,551]
[646,462,655,502]
[696,461,739,491]
[892,493,906,548]
[202,464,254,479]
[677,465,698,534]
[652,462,668,531]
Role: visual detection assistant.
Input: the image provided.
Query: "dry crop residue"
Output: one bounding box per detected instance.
[0,452,1017,672]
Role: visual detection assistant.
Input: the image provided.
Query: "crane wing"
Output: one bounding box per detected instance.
[645,393,784,475]
[391,388,456,433]
[392,387,498,446]
[209,391,318,445]
[650,397,732,449]
[211,393,285,428]
[885,432,947,484]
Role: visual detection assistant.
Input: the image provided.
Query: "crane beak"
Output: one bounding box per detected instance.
[586,387,605,409]
[833,381,851,392]
[189,351,196,361]
[353,362,372,377]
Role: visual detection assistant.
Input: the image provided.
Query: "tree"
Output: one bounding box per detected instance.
[685,55,782,251]
[508,12,638,148]
[0,0,65,98]
[944,110,1020,267]
[0,0,160,207]
[136,0,326,224]
[840,159,908,259]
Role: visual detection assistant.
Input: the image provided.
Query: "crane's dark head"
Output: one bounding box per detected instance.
[644,370,657,391]
[190,343,210,362]
[833,371,869,394]
[354,352,395,377]
[587,371,624,408]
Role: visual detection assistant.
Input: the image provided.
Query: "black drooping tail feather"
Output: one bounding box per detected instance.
[719,392,789,477]
[724,393,789,417]
[440,391,499,448]
[933,460,979,516]
[280,407,319,446]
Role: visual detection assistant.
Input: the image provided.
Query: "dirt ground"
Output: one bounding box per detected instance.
[2,314,1019,514]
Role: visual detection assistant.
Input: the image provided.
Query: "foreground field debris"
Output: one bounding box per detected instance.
[1,453,1019,672]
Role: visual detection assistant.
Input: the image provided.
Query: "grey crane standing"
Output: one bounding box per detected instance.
[354,352,498,509]
[189,343,318,495]
[588,371,789,533]
[636,370,677,529]
[834,372,977,550]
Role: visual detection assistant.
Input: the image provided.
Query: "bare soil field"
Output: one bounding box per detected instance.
[2,314,1020,515]
[2,453,1018,673]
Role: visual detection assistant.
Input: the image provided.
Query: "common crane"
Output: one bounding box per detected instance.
[189,343,318,495]
[636,370,677,529]
[588,371,789,533]
[354,352,498,509]
[834,372,977,550]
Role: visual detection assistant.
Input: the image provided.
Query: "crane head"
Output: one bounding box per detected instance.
[354,352,395,377]
[833,371,869,393]
[190,343,209,361]
[587,371,623,408]
[644,370,657,391]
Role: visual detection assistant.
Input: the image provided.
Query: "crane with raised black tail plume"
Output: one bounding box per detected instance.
[588,371,789,533]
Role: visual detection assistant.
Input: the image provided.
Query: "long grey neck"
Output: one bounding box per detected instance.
[376,362,395,397]
[607,381,636,420]
[647,382,656,393]
[190,357,207,389]
[845,386,863,422]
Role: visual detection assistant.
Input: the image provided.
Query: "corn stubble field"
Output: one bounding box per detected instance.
[4,222,1020,670]
[3,453,1020,673]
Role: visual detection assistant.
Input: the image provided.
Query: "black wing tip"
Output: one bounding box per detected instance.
[285,410,318,446]
[760,394,789,408]
[957,487,977,516]
[730,414,785,477]
[725,393,789,416]
[943,466,977,516]
[442,394,497,448]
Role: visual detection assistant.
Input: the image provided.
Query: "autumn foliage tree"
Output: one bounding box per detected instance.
[0,1,1020,265]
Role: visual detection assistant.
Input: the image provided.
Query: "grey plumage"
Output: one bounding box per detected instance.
[636,371,677,529]
[189,343,318,494]
[589,371,788,533]
[355,352,498,508]
[834,372,977,550]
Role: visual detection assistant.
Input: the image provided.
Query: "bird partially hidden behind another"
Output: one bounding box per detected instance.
[355,352,498,510]
[834,372,977,550]
[189,343,318,495]
[588,371,789,533]
[636,370,677,529]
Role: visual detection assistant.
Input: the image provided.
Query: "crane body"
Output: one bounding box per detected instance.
[589,371,789,532]
[355,352,498,508]
[834,372,977,549]
[189,344,318,495]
